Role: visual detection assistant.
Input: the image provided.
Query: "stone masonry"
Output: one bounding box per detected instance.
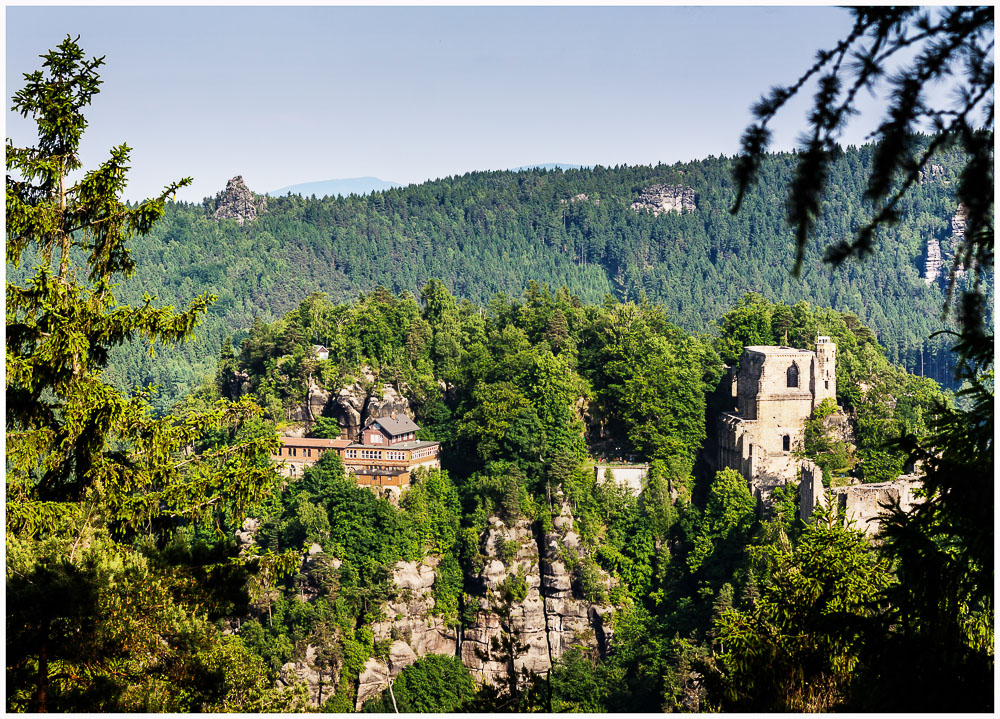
[718,337,836,500]
[799,460,923,537]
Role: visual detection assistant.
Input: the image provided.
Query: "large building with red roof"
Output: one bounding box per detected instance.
[271,413,440,490]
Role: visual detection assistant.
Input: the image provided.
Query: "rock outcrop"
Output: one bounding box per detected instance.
[947,203,969,279]
[541,504,613,658]
[924,237,943,285]
[276,644,338,706]
[461,517,551,686]
[918,163,945,184]
[356,557,460,708]
[286,368,414,438]
[329,376,413,439]
[630,184,696,216]
[213,175,267,225]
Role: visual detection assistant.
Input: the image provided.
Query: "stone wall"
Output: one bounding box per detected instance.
[718,340,837,500]
[800,469,923,537]
[594,465,648,494]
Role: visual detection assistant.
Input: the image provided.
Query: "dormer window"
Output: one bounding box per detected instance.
[787,362,799,388]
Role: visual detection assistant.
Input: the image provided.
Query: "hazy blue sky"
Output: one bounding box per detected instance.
[7,6,894,202]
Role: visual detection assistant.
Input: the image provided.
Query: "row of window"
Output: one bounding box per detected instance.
[282,445,436,462]
[279,446,329,458]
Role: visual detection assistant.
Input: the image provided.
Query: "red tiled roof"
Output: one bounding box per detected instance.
[277,436,351,448]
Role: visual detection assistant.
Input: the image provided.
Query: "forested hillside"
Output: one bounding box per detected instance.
[9,33,990,716]
[144,285,970,713]
[41,141,985,409]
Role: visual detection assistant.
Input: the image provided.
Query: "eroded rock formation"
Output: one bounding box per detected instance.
[356,558,459,708]
[356,505,613,708]
[630,184,696,216]
[286,369,414,437]
[924,237,943,285]
[213,175,268,225]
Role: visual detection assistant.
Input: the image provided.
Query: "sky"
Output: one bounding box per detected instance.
[6,6,901,203]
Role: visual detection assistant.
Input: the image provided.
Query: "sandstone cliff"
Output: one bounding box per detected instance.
[356,558,460,708]
[239,499,614,709]
[213,175,268,225]
[923,237,943,285]
[356,505,612,709]
[286,368,414,438]
[630,184,696,216]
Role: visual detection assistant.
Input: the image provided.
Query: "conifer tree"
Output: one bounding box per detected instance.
[6,37,294,711]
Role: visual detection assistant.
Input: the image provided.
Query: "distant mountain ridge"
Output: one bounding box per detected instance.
[33,143,983,410]
[269,166,581,198]
[268,177,401,198]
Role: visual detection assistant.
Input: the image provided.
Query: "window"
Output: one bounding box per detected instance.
[345,449,357,459]
[306,448,312,458]
[782,435,791,452]
[825,380,830,390]
[787,362,799,388]
[371,433,383,444]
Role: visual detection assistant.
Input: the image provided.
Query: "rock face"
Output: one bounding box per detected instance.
[540,504,613,659]
[630,184,696,216]
[286,368,414,438]
[213,175,267,225]
[356,557,459,709]
[462,517,552,686]
[327,374,413,439]
[918,163,945,184]
[948,204,969,279]
[357,505,613,707]
[460,508,611,688]
[924,237,943,285]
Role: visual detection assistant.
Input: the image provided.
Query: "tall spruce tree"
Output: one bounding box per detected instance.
[6,37,297,711]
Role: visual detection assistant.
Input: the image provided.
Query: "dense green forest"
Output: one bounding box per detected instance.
[19,140,985,411]
[8,37,991,715]
[72,283,979,713]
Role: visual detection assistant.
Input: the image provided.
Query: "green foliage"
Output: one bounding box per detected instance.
[5,39,286,712]
[360,654,476,712]
[802,397,852,485]
[688,468,757,576]
[716,293,948,483]
[22,138,987,410]
[713,505,891,711]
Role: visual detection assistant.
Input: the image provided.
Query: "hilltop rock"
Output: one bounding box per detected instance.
[213,175,267,225]
[630,184,695,216]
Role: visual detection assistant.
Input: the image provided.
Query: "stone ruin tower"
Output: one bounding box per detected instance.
[813,335,837,407]
[717,336,837,501]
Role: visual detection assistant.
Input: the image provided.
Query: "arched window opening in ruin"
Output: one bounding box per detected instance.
[787,362,799,388]
[782,435,790,452]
